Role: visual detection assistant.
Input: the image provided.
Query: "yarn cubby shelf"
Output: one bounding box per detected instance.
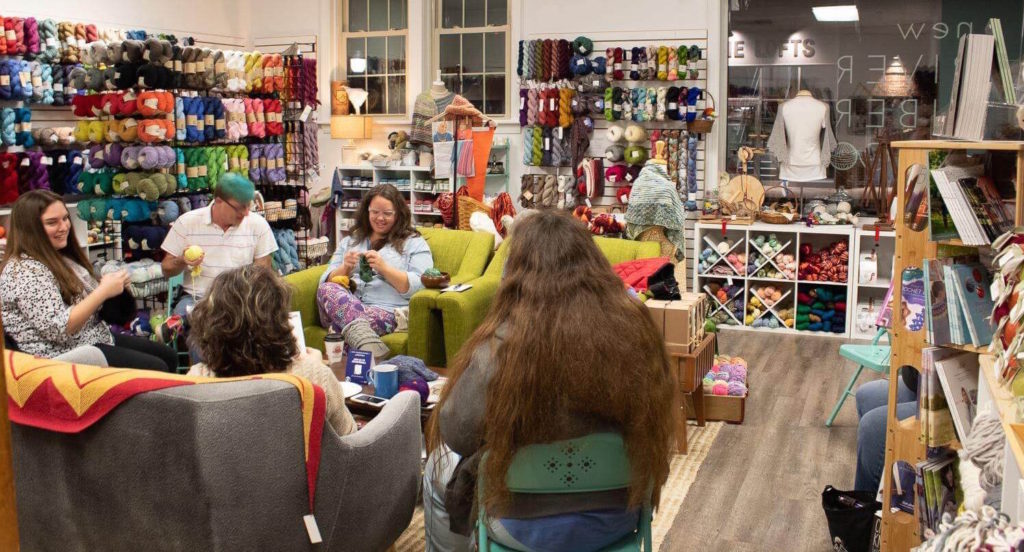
[880,141,1024,551]
[694,221,856,337]
[334,165,448,242]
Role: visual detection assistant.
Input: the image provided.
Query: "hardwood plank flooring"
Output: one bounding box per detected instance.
[661,330,877,550]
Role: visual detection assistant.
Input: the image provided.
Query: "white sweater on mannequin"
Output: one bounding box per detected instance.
[767,93,837,182]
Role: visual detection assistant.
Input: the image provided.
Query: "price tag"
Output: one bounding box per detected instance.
[613,62,622,71]
[613,104,621,112]
[54,83,63,92]
[19,72,30,87]
[143,48,150,61]
[46,37,58,47]
[197,165,208,176]
[250,157,258,169]
[215,119,225,130]
[184,62,196,74]
[630,63,638,71]
[229,157,239,169]
[668,102,677,110]
[204,114,214,126]
[73,157,83,165]
[519,96,525,110]
[576,58,585,66]
[32,76,42,87]
[688,192,696,201]
[67,87,77,95]
[124,119,137,128]
[20,158,30,167]
[58,155,67,164]
[138,76,147,87]
[727,276,734,286]
[688,105,696,113]
[174,60,183,72]
[585,197,592,208]
[41,156,53,166]
[303,515,322,544]
[143,98,159,110]
[186,166,198,177]
[5,31,14,41]
[549,98,555,111]
[177,162,185,173]
[21,122,31,131]
[592,79,600,88]
[299,105,312,122]
[215,61,226,73]
[544,137,550,150]
[523,190,534,201]
[556,127,563,140]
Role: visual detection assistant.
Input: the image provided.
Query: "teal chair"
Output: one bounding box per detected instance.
[164,273,190,373]
[825,328,892,427]
[476,433,652,552]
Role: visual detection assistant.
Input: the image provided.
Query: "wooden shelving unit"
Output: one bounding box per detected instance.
[882,140,1024,552]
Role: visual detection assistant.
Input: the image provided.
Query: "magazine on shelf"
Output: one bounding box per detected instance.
[947,33,995,140]
[930,165,988,245]
[923,259,951,346]
[934,352,980,442]
[988,18,1016,104]
[920,347,959,448]
[929,170,961,242]
[950,264,995,347]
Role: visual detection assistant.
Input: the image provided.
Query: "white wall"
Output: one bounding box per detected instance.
[0,0,250,45]
[248,0,727,199]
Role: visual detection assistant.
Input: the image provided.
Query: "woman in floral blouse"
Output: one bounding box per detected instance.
[0,190,176,371]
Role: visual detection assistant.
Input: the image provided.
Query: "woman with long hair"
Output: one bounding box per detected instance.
[188,264,356,436]
[0,190,176,371]
[423,210,677,552]
[317,183,432,359]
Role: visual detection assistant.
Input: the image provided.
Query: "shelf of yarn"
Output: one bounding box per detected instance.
[746,233,795,281]
[795,285,847,334]
[797,240,850,284]
[977,353,1024,480]
[696,233,746,277]
[702,281,745,327]
[745,284,794,329]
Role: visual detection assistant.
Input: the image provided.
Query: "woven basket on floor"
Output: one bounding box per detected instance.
[457,195,491,231]
[638,226,677,259]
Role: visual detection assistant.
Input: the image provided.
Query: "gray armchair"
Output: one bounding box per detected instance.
[11,380,423,552]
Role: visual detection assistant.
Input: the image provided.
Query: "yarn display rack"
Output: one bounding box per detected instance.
[693,221,859,336]
[517,32,709,238]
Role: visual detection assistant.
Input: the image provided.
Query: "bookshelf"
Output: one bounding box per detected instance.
[882,140,1024,552]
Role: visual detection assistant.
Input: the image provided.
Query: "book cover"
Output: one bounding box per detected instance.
[951,264,995,347]
[892,460,917,514]
[943,264,966,345]
[976,175,1014,234]
[924,259,951,346]
[931,168,982,245]
[921,347,959,447]
[901,268,926,332]
[944,33,968,136]
[929,170,961,242]
[934,352,980,441]
[957,177,998,243]
[989,18,1016,104]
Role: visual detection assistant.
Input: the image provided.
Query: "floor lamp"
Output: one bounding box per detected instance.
[863,56,916,225]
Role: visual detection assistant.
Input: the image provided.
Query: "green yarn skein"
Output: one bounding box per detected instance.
[531,126,542,166]
[624,145,648,165]
[603,87,613,121]
[359,255,374,282]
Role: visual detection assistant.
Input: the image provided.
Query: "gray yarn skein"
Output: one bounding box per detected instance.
[963,410,1005,495]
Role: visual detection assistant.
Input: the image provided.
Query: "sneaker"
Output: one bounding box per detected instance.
[342,318,390,360]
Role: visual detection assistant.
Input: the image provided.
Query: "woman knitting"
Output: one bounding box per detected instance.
[187,265,356,436]
[317,183,432,359]
[0,190,177,371]
[423,210,676,552]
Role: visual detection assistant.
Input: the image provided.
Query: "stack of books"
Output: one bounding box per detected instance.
[923,258,995,348]
[944,33,995,140]
[930,165,1014,246]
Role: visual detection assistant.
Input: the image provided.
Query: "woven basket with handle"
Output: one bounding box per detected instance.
[687,90,716,134]
[757,185,799,225]
[457,195,491,231]
[638,225,677,259]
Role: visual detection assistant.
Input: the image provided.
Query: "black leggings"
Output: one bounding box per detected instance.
[95,334,178,373]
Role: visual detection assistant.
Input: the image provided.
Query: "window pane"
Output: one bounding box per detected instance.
[440,74,460,94]
[387,76,406,114]
[441,0,461,28]
[369,0,388,31]
[462,33,483,73]
[389,0,407,30]
[347,37,366,74]
[366,36,386,75]
[439,35,460,73]
[464,0,484,27]
[388,36,406,74]
[484,32,504,72]
[366,77,386,114]
[486,0,506,25]
[345,75,368,106]
[348,0,367,32]
[483,74,504,115]
[461,75,483,109]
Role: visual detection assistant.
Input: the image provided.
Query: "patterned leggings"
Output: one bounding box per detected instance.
[316,283,397,335]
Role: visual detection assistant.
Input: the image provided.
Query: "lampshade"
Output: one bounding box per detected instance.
[872,56,915,98]
[330,116,373,140]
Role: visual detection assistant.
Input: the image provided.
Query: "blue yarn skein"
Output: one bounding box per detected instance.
[570,54,591,76]
[175,148,187,190]
[591,56,606,75]
[183,97,205,143]
[174,96,186,140]
[15,61,33,100]
[38,63,54,105]
[0,61,15,100]
[14,109,33,147]
[685,133,698,211]
[0,108,15,146]
[201,97,217,141]
[686,87,701,123]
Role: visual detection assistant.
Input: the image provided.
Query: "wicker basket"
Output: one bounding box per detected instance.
[638,226,677,259]
[263,201,282,222]
[757,185,798,225]
[457,195,491,231]
[687,90,716,134]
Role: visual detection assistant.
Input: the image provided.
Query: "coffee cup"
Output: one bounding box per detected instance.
[369,364,399,399]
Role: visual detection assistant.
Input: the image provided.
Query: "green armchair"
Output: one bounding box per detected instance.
[434,236,663,365]
[284,227,494,364]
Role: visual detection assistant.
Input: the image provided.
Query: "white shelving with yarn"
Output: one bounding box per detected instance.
[333,165,447,245]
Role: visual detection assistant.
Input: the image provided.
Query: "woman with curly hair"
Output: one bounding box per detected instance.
[423,210,677,551]
[187,264,356,436]
[317,183,432,359]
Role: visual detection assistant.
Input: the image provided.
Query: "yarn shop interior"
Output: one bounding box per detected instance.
[2,0,1024,551]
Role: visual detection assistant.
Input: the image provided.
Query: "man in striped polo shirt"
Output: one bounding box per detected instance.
[159,174,278,353]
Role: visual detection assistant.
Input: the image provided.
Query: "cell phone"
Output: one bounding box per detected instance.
[350,393,388,407]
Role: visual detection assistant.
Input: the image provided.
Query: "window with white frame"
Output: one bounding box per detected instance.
[435,0,509,116]
[343,0,408,115]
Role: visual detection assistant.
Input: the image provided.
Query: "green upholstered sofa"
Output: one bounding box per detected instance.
[284,227,495,364]
[432,236,663,366]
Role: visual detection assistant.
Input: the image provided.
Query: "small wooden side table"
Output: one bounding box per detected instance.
[671,332,716,454]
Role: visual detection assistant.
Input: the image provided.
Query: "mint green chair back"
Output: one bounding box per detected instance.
[826,327,892,427]
[476,433,652,552]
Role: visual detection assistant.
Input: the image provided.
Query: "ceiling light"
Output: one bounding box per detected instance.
[812,5,859,22]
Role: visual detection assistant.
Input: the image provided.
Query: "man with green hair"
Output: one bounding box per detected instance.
[159,174,278,352]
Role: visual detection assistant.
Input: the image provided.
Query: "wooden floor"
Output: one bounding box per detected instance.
[661,329,880,551]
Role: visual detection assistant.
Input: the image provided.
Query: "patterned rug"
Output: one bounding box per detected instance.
[394,421,723,551]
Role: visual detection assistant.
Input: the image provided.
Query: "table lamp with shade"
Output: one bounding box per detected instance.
[331,116,373,164]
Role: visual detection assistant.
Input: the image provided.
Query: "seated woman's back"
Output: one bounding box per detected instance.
[187,265,356,436]
[432,210,676,551]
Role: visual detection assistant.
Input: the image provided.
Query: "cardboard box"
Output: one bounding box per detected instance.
[646,292,708,355]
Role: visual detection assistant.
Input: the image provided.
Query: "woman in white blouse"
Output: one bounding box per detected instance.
[0,190,177,371]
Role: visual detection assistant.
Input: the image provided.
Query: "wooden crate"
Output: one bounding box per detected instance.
[683,353,748,424]
[672,333,715,453]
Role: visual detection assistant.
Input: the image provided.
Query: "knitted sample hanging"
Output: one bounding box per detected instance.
[624,160,686,262]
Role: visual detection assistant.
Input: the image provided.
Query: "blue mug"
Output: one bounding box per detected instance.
[369,364,399,399]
